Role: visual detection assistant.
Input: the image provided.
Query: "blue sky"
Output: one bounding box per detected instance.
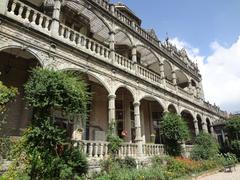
[112,0,240,113]
[112,0,240,56]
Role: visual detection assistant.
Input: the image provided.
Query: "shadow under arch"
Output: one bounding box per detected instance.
[0,47,42,136]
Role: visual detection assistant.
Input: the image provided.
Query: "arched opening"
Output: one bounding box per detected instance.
[164,61,173,83]
[197,114,203,132]
[114,30,133,59]
[115,87,134,142]
[168,104,177,113]
[136,45,159,66]
[181,110,195,144]
[71,72,109,141]
[206,118,211,134]
[175,70,189,90]
[140,96,164,144]
[63,1,110,45]
[0,48,40,136]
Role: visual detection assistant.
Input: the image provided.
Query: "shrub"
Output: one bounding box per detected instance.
[225,116,240,140]
[229,140,240,159]
[3,68,90,179]
[0,81,18,130]
[191,132,219,160]
[116,156,137,169]
[161,113,189,156]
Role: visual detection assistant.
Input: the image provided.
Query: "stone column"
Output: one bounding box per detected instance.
[202,118,208,133]
[51,0,61,37]
[109,31,115,62]
[159,63,166,85]
[108,94,116,133]
[132,46,138,72]
[133,101,143,156]
[0,0,9,15]
[193,119,199,136]
[188,80,193,95]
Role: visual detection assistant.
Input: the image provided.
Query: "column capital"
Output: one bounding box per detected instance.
[133,101,140,107]
[108,94,116,99]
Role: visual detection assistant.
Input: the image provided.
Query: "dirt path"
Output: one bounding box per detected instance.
[198,165,240,180]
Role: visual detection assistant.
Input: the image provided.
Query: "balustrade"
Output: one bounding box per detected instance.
[2,0,222,112]
[143,144,164,156]
[6,0,52,35]
[59,24,110,60]
[115,54,133,72]
[137,65,162,84]
[118,143,138,157]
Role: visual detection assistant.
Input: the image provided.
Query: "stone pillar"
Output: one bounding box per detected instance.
[202,118,208,133]
[0,0,9,15]
[193,119,199,136]
[188,80,193,95]
[132,46,138,72]
[51,0,61,37]
[109,31,115,62]
[172,70,177,90]
[133,101,143,156]
[108,94,116,133]
[159,63,166,85]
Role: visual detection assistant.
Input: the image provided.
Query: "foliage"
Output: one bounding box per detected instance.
[191,133,219,160]
[106,120,123,157]
[216,153,238,167]
[97,155,220,180]
[225,116,240,140]
[24,68,90,121]
[0,81,18,130]
[0,137,16,160]
[229,140,240,158]
[116,156,137,169]
[3,68,90,179]
[161,113,189,156]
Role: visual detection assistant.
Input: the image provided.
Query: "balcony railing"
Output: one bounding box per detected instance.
[2,0,225,117]
[90,0,160,47]
[75,140,193,159]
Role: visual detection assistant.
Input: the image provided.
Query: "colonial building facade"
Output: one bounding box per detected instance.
[0,0,227,158]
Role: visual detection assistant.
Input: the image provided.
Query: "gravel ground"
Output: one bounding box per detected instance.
[198,165,240,180]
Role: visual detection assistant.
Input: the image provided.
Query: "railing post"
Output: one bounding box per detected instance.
[159,62,166,85]
[133,101,143,157]
[0,0,9,15]
[51,0,61,37]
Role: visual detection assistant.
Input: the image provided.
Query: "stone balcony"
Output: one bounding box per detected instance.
[0,0,227,118]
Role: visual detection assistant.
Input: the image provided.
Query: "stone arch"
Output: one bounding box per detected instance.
[139,94,166,110]
[139,94,166,144]
[0,47,42,136]
[63,1,112,41]
[168,104,177,113]
[175,69,189,89]
[115,28,134,46]
[0,45,44,66]
[181,109,195,142]
[135,44,160,66]
[60,67,112,94]
[113,84,136,102]
[163,60,173,82]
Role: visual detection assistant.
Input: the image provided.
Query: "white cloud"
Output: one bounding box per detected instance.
[169,37,240,113]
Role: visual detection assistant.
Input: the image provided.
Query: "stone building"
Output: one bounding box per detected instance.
[0,0,227,158]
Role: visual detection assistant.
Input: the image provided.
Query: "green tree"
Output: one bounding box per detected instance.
[161,113,189,156]
[191,132,219,160]
[225,116,240,140]
[225,116,240,158]
[5,68,90,179]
